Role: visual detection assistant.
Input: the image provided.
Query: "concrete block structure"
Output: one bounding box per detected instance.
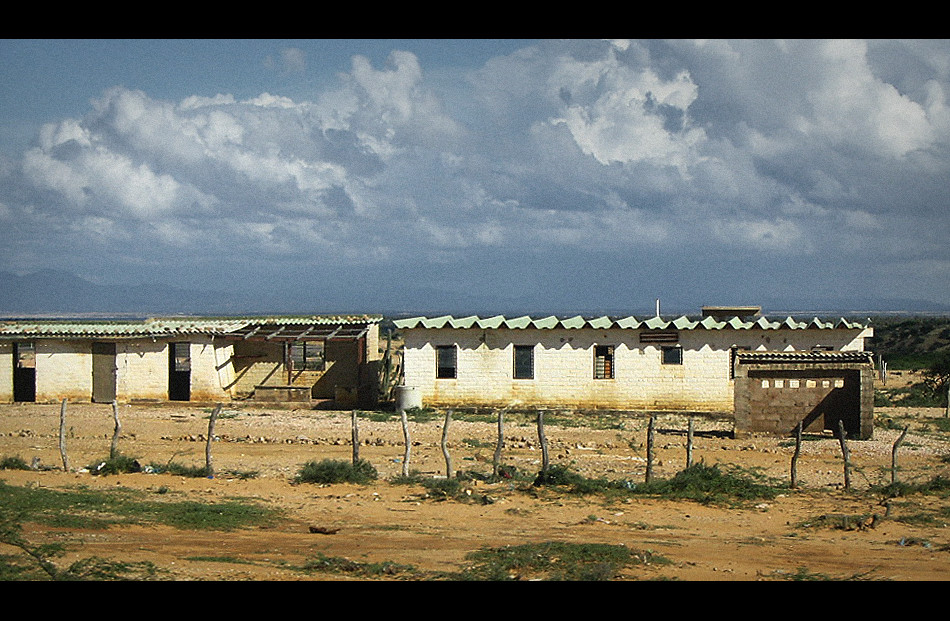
[1,315,381,407]
[395,308,875,438]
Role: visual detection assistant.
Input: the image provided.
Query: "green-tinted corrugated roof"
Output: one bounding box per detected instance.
[0,315,382,340]
[393,314,870,331]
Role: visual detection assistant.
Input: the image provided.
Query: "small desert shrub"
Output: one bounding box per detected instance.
[533,464,585,487]
[633,463,781,504]
[421,477,464,499]
[872,474,950,498]
[0,455,31,471]
[295,459,377,485]
[152,462,211,478]
[301,553,417,578]
[456,541,667,581]
[88,454,141,476]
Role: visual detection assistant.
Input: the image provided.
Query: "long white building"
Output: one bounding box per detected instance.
[395,307,875,438]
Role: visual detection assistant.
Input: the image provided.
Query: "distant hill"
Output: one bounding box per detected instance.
[0,269,249,317]
[868,316,950,368]
[1,269,949,319]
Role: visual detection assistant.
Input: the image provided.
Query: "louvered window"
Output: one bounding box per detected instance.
[594,345,614,379]
[513,345,534,379]
[436,345,457,379]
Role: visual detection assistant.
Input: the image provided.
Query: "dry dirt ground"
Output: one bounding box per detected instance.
[2,398,950,581]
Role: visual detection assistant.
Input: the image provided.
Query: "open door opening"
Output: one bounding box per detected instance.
[92,342,117,403]
[169,342,191,401]
[13,342,36,402]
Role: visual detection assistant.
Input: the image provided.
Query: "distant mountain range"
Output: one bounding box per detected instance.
[0,270,248,317]
[1,269,949,318]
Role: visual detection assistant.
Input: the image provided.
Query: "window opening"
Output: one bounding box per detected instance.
[289,342,325,371]
[436,345,457,379]
[661,345,683,365]
[514,345,534,379]
[594,345,614,379]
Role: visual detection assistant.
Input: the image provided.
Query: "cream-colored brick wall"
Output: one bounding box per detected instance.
[2,337,234,403]
[36,341,93,401]
[0,343,13,402]
[402,326,870,411]
[115,340,168,401]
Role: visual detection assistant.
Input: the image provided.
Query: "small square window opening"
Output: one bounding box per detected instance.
[594,345,614,379]
[436,345,457,379]
[661,345,682,365]
[514,345,534,379]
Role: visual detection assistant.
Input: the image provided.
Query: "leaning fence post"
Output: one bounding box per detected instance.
[110,400,122,460]
[686,417,694,468]
[791,421,802,489]
[206,404,221,477]
[493,408,506,478]
[837,419,851,491]
[646,415,656,483]
[441,410,453,478]
[351,410,360,465]
[537,410,550,477]
[400,408,411,477]
[891,426,909,485]
[59,399,69,472]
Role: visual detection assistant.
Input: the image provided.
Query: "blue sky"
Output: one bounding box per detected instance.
[1,39,949,315]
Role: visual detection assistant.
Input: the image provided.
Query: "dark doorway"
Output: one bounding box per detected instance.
[92,342,117,403]
[13,342,36,402]
[169,342,191,401]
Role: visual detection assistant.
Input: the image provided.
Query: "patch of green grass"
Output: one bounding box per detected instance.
[530,463,782,506]
[0,480,278,532]
[871,474,950,499]
[295,459,378,485]
[402,407,438,423]
[452,541,669,581]
[149,461,211,478]
[630,463,782,505]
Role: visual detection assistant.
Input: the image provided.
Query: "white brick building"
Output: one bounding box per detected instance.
[1,316,381,406]
[395,309,874,425]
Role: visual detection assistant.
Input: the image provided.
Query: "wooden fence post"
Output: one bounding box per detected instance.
[686,417,694,468]
[493,409,505,478]
[791,421,802,489]
[400,408,411,477]
[206,404,221,477]
[891,426,909,485]
[351,411,360,465]
[441,410,453,478]
[646,415,656,483]
[59,399,69,472]
[110,400,122,460]
[537,410,549,476]
[837,419,851,491]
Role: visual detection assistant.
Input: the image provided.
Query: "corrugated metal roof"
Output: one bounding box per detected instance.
[393,314,870,331]
[0,315,382,340]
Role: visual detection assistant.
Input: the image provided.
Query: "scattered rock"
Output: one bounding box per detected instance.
[308,526,340,534]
